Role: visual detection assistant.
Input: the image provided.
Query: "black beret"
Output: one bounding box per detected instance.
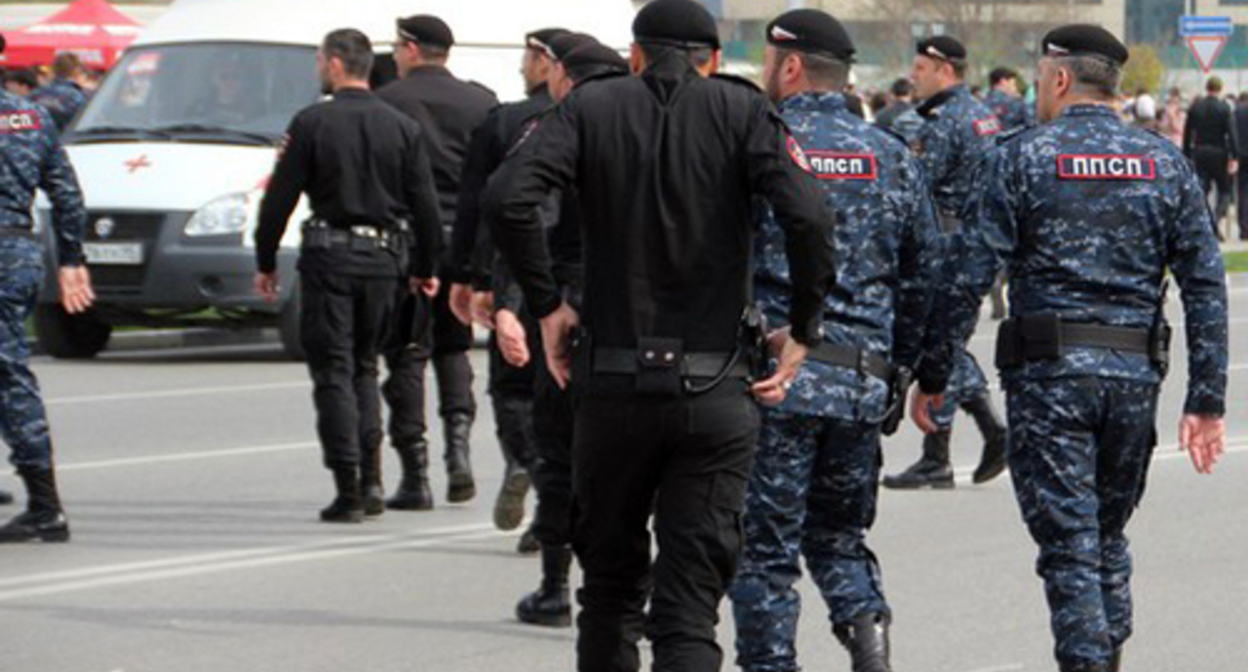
[397,15,454,49]
[633,0,720,50]
[1041,24,1129,66]
[563,43,628,83]
[916,35,967,63]
[549,32,598,62]
[765,9,854,62]
[526,28,571,56]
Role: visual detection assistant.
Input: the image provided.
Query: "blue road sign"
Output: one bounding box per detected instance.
[1180,16,1234,37]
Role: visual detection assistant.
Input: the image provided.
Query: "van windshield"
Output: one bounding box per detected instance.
[70,43,321,145]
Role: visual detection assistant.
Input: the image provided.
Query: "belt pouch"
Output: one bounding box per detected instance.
[635,337,683,397]
[1018,314,1062,361]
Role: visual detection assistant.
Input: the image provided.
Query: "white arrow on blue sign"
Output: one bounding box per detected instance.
[1179,16,1234,37]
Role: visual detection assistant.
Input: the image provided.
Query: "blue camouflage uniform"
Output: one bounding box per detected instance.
[925,104,1228,669]
[29,79,88,132]
[984,88,1030,132]
[912,83,1001,427]
[0,90,87,469]
[727,91,941,672]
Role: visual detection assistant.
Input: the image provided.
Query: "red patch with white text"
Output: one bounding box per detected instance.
[972,117,1001,136]
[0,110,43,133]
[806,151,878,180]
[787,135,814,174]
[1057,154,1157,180]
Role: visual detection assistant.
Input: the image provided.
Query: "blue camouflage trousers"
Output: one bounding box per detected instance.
[1006,377,1158,670]
[0,237,53,469]
[729,409,888,672]
[931,346,989,428]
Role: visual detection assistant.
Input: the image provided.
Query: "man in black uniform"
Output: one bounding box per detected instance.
[1184,76,1239,238]
[254,29,441,523]
[374,15,498,512]
[486,1,835,669]
[446,28,568,548]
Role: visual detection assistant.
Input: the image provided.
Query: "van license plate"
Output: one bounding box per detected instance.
[84,242,144,265]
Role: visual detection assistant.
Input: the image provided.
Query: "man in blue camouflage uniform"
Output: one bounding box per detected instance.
[0,32,95,543]
[985,67,1030,132]
[883,35,1009,491]
[727,11,942,672]
[29,53,90,132]
[913,25,1229,672]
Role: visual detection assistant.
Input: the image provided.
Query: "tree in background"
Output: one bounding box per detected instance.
[1122,44,1165,94]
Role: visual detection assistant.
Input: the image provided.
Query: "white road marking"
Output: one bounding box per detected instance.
[57,441,317,471]
[0,522,506,602]
[45,381,309,406]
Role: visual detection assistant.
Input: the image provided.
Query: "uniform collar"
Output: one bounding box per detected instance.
[916,83,968,117]
[1058,103,1118,120]
[780,91,846,114]
[333,87,373,100]
[526,81,550,98]
[405,64,452,80]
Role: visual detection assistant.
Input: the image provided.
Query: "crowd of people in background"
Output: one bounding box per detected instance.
[1,52,100,130]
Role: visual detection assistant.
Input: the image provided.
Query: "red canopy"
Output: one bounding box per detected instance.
[0,0,143,71]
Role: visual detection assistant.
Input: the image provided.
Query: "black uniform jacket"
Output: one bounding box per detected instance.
[255,88,442,279]
[1183,94,1240,158]
[484,54,835,351]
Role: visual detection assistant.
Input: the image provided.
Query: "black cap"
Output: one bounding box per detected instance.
[916,35,967,63]
[765,9,854,62]
[397,15,454,49]
[1040,24,1129,66]
[526,28,571,57]
[549,32,598,62]
[632,0,720,50]
[563,43,628,83]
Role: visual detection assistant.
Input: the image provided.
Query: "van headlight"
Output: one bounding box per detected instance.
[185,193,249,237]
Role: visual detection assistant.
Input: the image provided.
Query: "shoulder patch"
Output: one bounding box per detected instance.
[0,110,44,133]
[787,135,814,174]
[1057,154,1157,180]
[711,73,763,93]
[973,117,1002,137]
[806,150,878,180]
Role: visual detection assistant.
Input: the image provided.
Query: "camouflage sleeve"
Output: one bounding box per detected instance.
[916,118,955,197]
[917,144,1015,392]
[892,154,941,370]
[1167,157,1229,416]
[37,116,88,267]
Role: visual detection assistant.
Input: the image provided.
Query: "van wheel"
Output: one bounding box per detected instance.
[33,305,113,359]
[278,283,305,361]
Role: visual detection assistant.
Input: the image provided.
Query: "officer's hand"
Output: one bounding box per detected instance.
[539,302,580,389]
[410,276,440,298]
[1231,159,1240,176]
[1179,414,1226,474]
[495,309,530,368]
[471,291,495,330]
[58,265,95,315]
[911,389,945,435]
[254,272,280,303]
[751,334,807,406]
[449,283,474,326]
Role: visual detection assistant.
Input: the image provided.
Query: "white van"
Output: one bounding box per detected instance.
[36,0,635,358]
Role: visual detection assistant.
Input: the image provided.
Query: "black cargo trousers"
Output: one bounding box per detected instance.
[300,267,396,472]
[573,379,759,672]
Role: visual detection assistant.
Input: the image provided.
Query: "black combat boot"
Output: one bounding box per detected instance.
[516,525,541,555]
[444,412,476,503]
[493,397,536,531]
[386,440,433,511]
[833,611,891,672]
[321,466,364,523]
[360,442,385,518]
[1108,648,1122,672]
[516,544,573,627]
[882,430,954,490]
[0,467,70,543]
[962,392,1008,484]
[0,489,13,505]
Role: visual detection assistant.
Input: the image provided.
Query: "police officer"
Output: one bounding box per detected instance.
[29,52,90,131]
[373,15,498,512]
[727,11,942,672]
[985,67,1029,132]
[254,29,441,523]
[914,25,1228,672]
[0,31,94,542]
[1182,76,1239,238]
[486,1,835,669]
[447,28,568,549]
[490,38,629,629]
[883,35,1008,490]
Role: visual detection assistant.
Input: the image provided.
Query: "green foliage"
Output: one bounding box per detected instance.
[1121,44,1165,95]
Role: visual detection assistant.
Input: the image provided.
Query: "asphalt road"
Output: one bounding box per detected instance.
[1,286,1244,672]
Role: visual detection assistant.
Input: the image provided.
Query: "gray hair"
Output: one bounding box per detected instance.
[1052,55,1120,99]
[776,48,850,91]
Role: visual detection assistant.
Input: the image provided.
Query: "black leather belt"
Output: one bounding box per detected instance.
[808,343,894,381]
[1055,322,1150,353]
[302,223,401,251]
[591,348,750,379]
